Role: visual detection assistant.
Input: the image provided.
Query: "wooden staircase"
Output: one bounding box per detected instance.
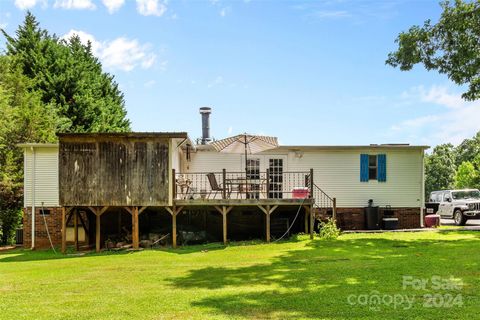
[311,183,336,222]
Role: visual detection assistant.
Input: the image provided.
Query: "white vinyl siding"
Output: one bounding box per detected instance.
[186,148,424,208]
[287,148,423,208]
[187,151,245,173]
[24,147,59,207]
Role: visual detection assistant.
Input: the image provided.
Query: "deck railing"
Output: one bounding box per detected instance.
[173,169,312,201]
[312,182,337,220]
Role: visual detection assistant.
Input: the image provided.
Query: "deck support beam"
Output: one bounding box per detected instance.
[258,205,278,243]
[166,206,184,248]
[96,214,101,252]
[310,204,314,239]
[89,206,109,253]
[332,198,337,220]
[61,207,74,254]
[215,206,233,245]
[132,207,139,250]
[74,209,79,251]
[303,205,310,234]
[61,207,66,254]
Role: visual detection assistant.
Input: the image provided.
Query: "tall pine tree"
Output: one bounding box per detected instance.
[1,12,131,133]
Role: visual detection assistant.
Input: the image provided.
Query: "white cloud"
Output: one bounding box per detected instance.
[102,0,125,13]
[62,30,158,72]
[219,7,230,17]
[136,0,167,16]
[312,10,351,19]
[227,126,233,135]
[14,0,45,9]
[62,29,102,52]
[208,76,224,88]
[417,85,465,109]
[54,0,96,10]
[391,85,480,145]
[99,37,157,72]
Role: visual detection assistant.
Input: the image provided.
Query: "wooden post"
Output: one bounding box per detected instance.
[257,205,277,243]
[91,206,108,253]
[304,206,310,234]
[309,168,314,199]
[61,207,67,254]
[172,212,177,248]
[332,197,337,220]
[266,169,270,199]
[132,206,139,250]
[215,206,232,245]
[96,213,101,253]
[266,205,271,243]
[222,207,228,245]
[74,209,79,251]
[310,204,314,239]
[172,169,176,200]
[222,169,227,199]
[166,206,183,249]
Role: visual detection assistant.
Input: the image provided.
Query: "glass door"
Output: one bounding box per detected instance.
[246,158,261,199]
[268,158,284,199]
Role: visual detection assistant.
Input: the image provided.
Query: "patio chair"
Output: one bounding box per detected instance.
[206,173,228,199]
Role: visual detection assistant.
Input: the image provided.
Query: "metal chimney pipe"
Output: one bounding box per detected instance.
[199,107,212,144]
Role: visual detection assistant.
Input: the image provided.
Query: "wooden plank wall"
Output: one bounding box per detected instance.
[59,137,170,206]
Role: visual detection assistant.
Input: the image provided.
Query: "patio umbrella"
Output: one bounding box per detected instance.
[210,133,279,172]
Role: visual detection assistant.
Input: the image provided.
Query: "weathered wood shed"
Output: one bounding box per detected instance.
[58,132,187,207]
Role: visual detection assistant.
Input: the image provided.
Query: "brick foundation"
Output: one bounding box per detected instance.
[23,207,63,249]
[335,207,421,230]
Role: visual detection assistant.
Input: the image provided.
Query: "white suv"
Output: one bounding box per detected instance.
[429,189,480,226]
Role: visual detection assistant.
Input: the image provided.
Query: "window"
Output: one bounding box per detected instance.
[430,192,441,203]
[368,155,377,180]
[443,191,451,202]
[246,158,260,199]
[360,154,386,182]
[40,209,50,215]
[246,158,260,179]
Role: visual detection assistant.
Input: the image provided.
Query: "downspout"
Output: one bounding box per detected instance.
[31,146,36,249]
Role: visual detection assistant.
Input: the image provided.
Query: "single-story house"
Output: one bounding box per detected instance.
[19,109,428,251]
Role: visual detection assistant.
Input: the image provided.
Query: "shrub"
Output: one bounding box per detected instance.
[318,218,340,240]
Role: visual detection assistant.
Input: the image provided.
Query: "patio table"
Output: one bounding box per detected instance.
[225,177,267,199]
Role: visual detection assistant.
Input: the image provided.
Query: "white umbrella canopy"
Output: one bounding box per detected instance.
[210,133,279,172]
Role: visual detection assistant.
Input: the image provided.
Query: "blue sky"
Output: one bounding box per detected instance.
[1,0,479,148]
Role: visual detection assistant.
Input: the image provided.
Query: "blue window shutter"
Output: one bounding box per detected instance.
[378,154,387,182]
[360,154,369,182]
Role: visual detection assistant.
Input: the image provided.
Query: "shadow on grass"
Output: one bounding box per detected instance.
[0,240,233,262]
[166,232,480,319]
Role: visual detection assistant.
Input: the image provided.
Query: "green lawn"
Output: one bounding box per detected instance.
[1,231,479,320]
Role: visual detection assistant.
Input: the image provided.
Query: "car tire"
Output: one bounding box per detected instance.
[454,209,466,226]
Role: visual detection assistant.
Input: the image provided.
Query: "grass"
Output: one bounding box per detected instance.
[0,231,479,320]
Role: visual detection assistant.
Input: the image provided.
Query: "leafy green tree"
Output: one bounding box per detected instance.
[1,12,131,133]
[425,144,457,197]
[455,161,477,189]
[0,56,60,244]
[0,12,132,243]
[456,131,480,166]
[386,0,480,100]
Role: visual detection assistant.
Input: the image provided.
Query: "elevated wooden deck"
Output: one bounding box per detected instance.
[174,198,314,207]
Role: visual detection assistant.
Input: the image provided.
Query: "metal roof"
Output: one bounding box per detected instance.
[57,132,189,139]
[195,143,429,151]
